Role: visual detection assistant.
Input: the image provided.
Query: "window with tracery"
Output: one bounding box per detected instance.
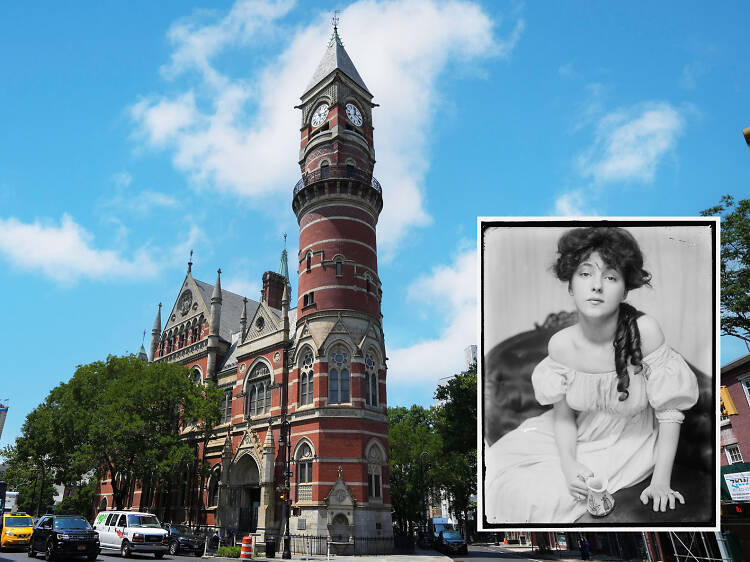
[367,445,383,500]
[207,467,221,507]
[365,353,378,406]
[296,443,314,502]
[328,347,350,404]
[299,350,314,406]
[245,363,271,417]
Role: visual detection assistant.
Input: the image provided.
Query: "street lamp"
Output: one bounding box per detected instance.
[271,377,292,560]
[419,451,430,531]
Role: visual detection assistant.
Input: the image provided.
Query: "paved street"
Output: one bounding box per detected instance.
[0,543,621,562]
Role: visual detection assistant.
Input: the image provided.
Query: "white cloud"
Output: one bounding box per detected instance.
[223,277,261,300]
[130,0,521,254]
[0,215,160,284]
[100,172,179,216]
[553,189,599,216]
[387,248,476,386]
[577,102,684,184]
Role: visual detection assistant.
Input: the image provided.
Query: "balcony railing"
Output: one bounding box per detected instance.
[293,165,382,196]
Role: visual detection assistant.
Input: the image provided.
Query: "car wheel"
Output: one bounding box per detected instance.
[169,541,179,555]
[87,554,98,561]
[44,541,56,562]
[154,553,165,559]
[121,540,132,558]
[28,544,37,558]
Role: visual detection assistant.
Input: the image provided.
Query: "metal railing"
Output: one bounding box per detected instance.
[293,165,382,196]
[263,534,394,556]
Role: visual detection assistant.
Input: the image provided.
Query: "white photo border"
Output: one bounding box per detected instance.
[476,217,720,532]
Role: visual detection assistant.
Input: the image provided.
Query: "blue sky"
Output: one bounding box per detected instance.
[1,0,748,449]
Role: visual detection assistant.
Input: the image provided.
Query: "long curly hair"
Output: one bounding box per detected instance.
[554,227,651,401]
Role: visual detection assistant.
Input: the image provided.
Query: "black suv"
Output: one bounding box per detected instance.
[162,524,204,556]
[29,515,100,561]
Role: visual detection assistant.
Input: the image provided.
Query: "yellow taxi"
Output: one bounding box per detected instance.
[1,513,35,550]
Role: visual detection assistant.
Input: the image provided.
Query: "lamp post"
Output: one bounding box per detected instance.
[278,418,292,559]
[271,369,292,560]
[419,451,430,532]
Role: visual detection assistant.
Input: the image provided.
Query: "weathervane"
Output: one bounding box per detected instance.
[283,232,287,249]
[329,11,342,46]
[188,249,193,273]
[332,10,340,31]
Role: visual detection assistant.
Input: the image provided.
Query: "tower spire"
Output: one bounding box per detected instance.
[149,303,162,362]
[207,269,223,381]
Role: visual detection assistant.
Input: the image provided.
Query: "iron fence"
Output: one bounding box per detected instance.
[293,165,382,196]
[264,534,394,556]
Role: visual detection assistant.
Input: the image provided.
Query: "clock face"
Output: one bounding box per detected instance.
[311,103,329,127]
[345,103,363,126]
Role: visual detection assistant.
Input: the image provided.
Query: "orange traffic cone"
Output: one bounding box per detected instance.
[240,536,253,559]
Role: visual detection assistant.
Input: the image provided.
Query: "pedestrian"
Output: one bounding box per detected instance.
[580,536,590,560]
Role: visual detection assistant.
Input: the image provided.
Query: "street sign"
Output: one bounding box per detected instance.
[725,471,750,501]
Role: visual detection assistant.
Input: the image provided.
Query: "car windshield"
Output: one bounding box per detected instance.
[127,515,161,528]
[6,516,33,527]
[54,518,92,530]
[443,531,462,540]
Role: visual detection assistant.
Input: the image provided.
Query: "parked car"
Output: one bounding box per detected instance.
[92,511,167,558]
[1,513,34,551]
[28,514,100,561]
[162,524,204,556]
[436,530,468,556]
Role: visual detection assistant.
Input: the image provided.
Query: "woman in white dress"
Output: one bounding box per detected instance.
[484,227,699,524]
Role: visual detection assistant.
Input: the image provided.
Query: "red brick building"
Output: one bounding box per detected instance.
[94,25,391,544]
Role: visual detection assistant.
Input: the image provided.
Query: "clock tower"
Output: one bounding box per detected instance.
[289,23,391,539]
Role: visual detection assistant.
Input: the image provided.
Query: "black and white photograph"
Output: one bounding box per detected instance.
[478,219,718,530]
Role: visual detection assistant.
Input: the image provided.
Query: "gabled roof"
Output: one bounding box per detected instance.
[304,28,370,96]
[194,279,260,343]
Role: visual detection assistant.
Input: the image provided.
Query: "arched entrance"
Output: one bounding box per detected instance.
[230,454,261,533]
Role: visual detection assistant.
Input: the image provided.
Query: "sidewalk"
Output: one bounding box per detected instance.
[207,546,450,561]
[475,541,626,561]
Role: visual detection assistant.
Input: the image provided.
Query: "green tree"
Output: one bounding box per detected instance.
[432,363,477,539]
[387,405,441,536]
[55,480,97,520]
[702,195,750,347]
[0,445,55,516]
[9,355,223,513]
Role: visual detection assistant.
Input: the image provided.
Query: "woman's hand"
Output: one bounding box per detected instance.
[639,480,685,512]
[561,460,594,502]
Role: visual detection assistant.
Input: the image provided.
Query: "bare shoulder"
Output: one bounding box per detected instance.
[548,326,576,364]
[637,314,665,356]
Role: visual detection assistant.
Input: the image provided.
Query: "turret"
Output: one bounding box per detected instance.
[149,303,162,361]
[207,269,222,382]
[240,297,248,340]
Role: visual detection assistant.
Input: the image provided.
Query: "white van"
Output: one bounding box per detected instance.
[92,511,168,558]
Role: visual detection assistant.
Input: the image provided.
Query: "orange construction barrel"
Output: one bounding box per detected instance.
[240,535,253,559]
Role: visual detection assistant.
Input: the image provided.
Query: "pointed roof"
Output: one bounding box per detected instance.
[136,344,148,362]
[152,303,162,333]
[304,26,370,96]
[194,279,260,343]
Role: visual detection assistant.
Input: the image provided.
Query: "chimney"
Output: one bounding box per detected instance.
[262,271,286,310]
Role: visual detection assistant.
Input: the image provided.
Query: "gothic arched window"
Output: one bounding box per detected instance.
[328,347,350,404]
[299,350,314,406]
[296,442,314,502]
[207,466,221,507]
[245,363,271,417]
[367,444,384,500]
[365,353,378,406]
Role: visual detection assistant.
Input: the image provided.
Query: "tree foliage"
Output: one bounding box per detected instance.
[387,363,477,538]
[6,355,223,513]
[432,363,477,536]
[702,195,750,346]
